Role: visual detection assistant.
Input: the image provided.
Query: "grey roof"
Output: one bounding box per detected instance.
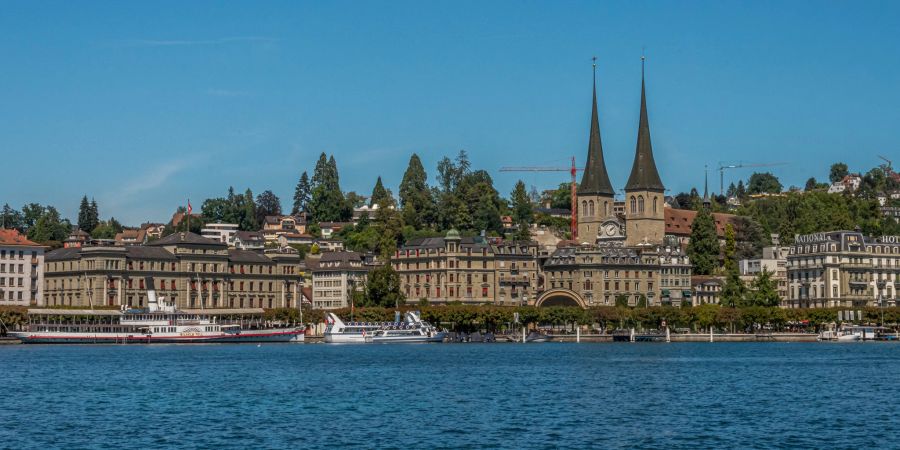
[235,230,264,242]
[228,249,274,264]
[577,70,615,196]
[401,236,490,251]
[624,72,665,192]
[45,247,82,262]
[125,246,177,261]
[149,232,225,247]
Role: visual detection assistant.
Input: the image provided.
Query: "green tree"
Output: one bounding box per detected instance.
[309,153,350,222]
[241,189,258,231]
[364,264,404,308]
[829,162,849,183]
[292,171,311,215]
[720,224,746,308]
[370,176,392,208]
[749,269,780,307]
[255,190,282,226]
[747,172,783,195]
[77,196,91,232]
[28,206,71,244]
[804,177,818,191]
[1,204,23,231]
[399,154,433,229]
[511,180,533,226]
[687,206,719,275]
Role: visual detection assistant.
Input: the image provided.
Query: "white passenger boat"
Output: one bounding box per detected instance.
[323,313,384,343]
[818,329,861,342]
[364,311,446,343]
[9,287,303,344]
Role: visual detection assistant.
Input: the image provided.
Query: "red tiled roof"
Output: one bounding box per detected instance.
[0,229,40,247]
[664,207,738,238]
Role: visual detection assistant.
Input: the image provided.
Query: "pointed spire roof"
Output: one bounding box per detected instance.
[625,57,665,192]
[577,60,615,197]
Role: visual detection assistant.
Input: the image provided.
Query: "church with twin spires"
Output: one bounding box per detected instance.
[576,60,666,248]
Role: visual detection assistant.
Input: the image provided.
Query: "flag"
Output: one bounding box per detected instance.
[187,200,192,215]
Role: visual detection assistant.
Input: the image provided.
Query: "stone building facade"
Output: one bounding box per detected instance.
[0,229,44,306]
[43,232,303,310]
[785,231,900,308]
[309,251,371,309]
[394,231,540,306]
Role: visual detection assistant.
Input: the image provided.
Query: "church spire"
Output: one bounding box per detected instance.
[577,57,615,196]
[624,55,665,192]
[703,165,711,208]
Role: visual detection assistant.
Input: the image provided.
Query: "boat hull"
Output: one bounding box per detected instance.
[9,329,304,344]
[366,332,447,343]
[323,333,368,344]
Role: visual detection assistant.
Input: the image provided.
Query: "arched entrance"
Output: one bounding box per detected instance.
[535,288,587,309]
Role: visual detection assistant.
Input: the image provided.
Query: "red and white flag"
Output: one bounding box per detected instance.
[187,200,192,215]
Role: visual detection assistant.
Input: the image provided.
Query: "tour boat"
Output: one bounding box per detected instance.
[323,313,384,343]
[9,289,303,344]
[364,311,446,343]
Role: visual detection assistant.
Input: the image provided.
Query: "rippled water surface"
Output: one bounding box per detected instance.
[2,342,898,449]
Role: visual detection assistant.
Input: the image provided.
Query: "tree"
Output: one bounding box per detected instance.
[687,206,719,275]
[736,180,747,199]
[292,171,311,215]
[255,190,282,225]
[241,189,258,231]
[726,182,737,198]
[309,153,350,222]
[399,154,433,229]
[370,176,392,208]
[805,177,818,191]
[1,204,23,231]
[364,264,404,308]
[77,196,91,232]
[21,203,45,231]
[747,172,782,195]
[720,224,746,308]
[89,199,99,231]
[733,216,767,260]
[28,206,71,244]
[829,162,849,183]
[511,180,534,241]
[749,269,780,307]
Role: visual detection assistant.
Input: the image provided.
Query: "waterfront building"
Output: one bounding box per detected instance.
[785,231,900,308]
[309,251,371,309]
[0,229,44,306]
[43,232,303,310]
[739,245,789,300]
[393,231,540,306]
[691,276,724,305]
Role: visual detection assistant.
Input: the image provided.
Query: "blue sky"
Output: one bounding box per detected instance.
[1,0,898,225]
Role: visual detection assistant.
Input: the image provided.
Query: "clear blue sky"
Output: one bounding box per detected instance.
[2,0,898,225]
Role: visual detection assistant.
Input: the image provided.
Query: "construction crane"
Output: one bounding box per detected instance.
[718,161,788,196]
[500,157,582,238]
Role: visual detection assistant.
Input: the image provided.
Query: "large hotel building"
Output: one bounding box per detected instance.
[43,232,303,309]
[785,231,900,308]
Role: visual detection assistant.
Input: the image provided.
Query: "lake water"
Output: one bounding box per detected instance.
[2,342,898,449]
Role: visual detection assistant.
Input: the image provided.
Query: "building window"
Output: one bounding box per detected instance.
[630,196,636,213]
[638,196,644,213]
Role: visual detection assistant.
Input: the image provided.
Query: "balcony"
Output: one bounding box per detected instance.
[841,262,873,269]
[499,275,530,286]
